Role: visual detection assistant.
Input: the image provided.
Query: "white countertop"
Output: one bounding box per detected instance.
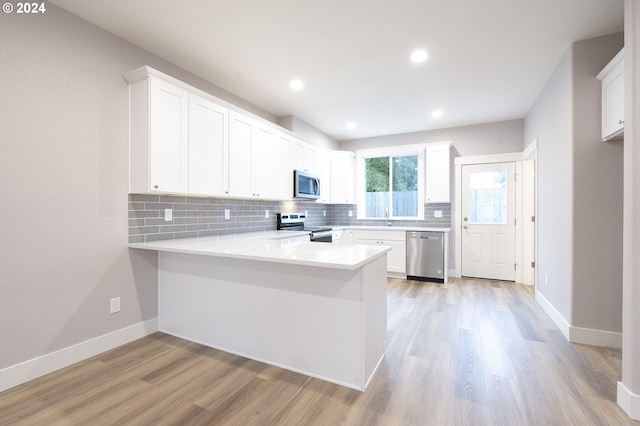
[128,231,392,270]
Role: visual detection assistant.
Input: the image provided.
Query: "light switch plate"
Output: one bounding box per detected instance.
[434,210,443,218]
[224,209,230,220]
[265,210,269,218]
[164,208,172,221]
[348,210,353,217]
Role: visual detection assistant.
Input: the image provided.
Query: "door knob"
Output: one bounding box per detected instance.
[463,225,468,229]
[463,217,468,222]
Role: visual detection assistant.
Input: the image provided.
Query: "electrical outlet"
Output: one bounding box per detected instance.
[110,297,121,314]
[305,210,308,216]
[323,210,326,217]
[265,210,269,219]
[164,208,172,221]
[224,209,230,220]
[348,210,353,217]
[434,210,442,218]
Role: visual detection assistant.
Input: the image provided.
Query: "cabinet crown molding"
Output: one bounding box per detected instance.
[597,48,624,81]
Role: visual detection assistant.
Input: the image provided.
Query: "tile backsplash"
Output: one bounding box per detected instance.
[128,194,451,243]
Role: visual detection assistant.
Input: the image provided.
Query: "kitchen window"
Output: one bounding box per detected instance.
[356,145,425,220]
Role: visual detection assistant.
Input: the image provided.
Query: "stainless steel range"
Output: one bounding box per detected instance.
[277,212,333,242]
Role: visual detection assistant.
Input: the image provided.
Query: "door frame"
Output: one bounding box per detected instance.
[454,149,536,284]
[521,139,538,286]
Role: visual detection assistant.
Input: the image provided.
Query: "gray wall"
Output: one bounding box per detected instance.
[524,47,575,325]
[524,33,624,333]
[278,115,340,150]
[339,119,524,155]
[0,4,278,370]
[622,0,640,396]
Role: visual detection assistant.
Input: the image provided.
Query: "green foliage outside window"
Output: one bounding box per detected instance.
[365,157,389,192]
[392,156,417,191]
[364,154,419,218]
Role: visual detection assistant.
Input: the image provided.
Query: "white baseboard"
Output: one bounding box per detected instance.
[535,291,571,340]
[618,381,640,421]
[569,325,622,348]
[535,292,622,348]
[0,318,159,393]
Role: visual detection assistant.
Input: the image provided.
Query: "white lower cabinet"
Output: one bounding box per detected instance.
[341,229,354,244]
[354,230,406,274]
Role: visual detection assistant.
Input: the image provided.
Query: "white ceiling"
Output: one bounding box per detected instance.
[49,0,624,141]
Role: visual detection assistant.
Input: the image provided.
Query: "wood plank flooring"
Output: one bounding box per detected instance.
[1,277,637,425]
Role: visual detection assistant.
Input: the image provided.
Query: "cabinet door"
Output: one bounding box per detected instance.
[602,59,624,140]
[384,239,406,274]
[252,125,277,198]
[354,231,406,274]
[188,94,228,196]
[426,143,451,203]
[303,144,316,173]
[228,111,253,197]
[316,149,331,203]
[276,134,295,199]
[330,151,356,204]
[149,77,189,192]
[342,229,354,244]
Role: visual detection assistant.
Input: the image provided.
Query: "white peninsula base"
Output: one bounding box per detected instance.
[157,251,387,391]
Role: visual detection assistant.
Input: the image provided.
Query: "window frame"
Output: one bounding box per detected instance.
[356,144,425,220]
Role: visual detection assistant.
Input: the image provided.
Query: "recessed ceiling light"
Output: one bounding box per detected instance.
[347,122,357,130]
[410,49,428,63]
[432,109,443,118]
[289,79,304,91]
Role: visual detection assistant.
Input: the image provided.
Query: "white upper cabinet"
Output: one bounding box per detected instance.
[275,134,295,200]
[252,125,277,199]
[425,142,451,203]
[316,149,332,203]
[330,151,356,204]
[597,48,624,141]
[228,111,276,198]
[303,144,316,173]
[125,66,340,201]
[127,74,190,193]
[188,94,229,196]
[228,112,255,197]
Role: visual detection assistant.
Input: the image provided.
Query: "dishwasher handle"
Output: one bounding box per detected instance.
[407,232,441,241]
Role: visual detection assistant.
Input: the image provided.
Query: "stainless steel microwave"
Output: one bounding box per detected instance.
[294,170,320,200]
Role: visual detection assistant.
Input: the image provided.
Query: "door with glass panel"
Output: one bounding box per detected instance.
[461,162,515,281]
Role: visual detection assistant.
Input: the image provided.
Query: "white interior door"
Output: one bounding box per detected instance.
[461,162,516,281]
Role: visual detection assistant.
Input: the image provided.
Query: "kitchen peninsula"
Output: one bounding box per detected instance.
[128,231,391,391]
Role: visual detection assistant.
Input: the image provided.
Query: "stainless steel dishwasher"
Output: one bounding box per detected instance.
[406,231,444,282]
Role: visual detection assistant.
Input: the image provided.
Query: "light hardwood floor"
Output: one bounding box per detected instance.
[1,278,637,425]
